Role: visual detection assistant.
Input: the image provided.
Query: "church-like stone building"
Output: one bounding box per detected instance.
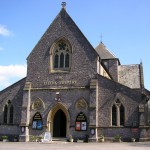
[0,3,150,142]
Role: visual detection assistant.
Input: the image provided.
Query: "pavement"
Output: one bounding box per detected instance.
[0,141,150,150]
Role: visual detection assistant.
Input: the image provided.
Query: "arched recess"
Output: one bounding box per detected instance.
[47,103,70,137]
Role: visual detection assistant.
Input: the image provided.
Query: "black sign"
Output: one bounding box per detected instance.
[75,112,87,131]
[32,112,43,130]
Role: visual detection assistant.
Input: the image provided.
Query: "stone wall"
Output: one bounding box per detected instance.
[28,88,90,137]
[0,78,26,135]
[26,8,98,89]
[118,64,141,89]
[97,75,142,138]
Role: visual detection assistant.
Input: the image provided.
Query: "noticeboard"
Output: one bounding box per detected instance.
[75,112,87,131]
[32,112,43,130]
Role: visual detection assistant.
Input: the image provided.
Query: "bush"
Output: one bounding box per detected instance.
[2,136,8,139]
[113,135,121,142]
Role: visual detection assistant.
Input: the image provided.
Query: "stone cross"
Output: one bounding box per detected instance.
[61,2,66,8]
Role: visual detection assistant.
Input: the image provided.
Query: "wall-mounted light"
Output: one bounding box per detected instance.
[55,92,61,102]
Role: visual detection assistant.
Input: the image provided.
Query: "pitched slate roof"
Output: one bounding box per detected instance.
[95,42,116,59]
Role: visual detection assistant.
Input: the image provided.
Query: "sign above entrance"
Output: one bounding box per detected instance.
[43,80,76,86]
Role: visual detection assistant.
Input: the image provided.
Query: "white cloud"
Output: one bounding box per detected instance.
[0,64,27,90]
[0,24,12,36]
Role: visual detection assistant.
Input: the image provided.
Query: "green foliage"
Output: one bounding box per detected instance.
[30,136,37,142]
[100,134,104,139]
[114,134,121,142]
[30,135,43,142]
[2,136,8,139]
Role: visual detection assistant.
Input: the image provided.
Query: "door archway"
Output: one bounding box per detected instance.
[53,109,66,137]
[47,103,70,137]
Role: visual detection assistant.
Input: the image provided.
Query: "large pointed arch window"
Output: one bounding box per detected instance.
[51,39,71,71]
[3,100,14,124]
[111,99,125,126]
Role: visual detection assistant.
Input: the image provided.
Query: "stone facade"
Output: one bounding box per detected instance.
[0,5,150,142]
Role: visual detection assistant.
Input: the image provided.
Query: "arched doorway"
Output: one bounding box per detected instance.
[53,109,66,137]
[47,103,70,137]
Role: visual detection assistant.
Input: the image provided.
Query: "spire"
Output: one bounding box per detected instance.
[61,2,66,10]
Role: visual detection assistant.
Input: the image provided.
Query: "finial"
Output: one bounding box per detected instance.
[61,2,66,9]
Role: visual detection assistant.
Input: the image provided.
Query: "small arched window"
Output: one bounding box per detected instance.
[9,105,14,124]
[51,39,71,71]
[111,99,125,126]
[120,104,124,126]
[3,105,8,124]
[3,101,14,124]
[112,105,117,126]
[54,54,59,68]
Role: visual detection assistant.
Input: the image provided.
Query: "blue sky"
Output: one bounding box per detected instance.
[0,0,150,91]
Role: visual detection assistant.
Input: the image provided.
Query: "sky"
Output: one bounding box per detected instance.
[0,0,150,91]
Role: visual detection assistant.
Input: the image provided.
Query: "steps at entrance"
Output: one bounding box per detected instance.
[52,137,67,142]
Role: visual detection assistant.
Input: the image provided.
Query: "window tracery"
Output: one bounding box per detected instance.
[111,99,125,126]
[51,39,71,71]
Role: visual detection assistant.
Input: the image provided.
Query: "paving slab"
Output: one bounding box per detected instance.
[0,142,150,150]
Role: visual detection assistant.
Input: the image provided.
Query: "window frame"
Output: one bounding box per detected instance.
[111,99,125,127]
[3,101,14,125]
[50,38,72,73]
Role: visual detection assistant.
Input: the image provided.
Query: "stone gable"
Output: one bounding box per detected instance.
[27,8,98,88]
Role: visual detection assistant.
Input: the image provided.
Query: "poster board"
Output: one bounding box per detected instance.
[75,112,87,131]
[32,112,43,130]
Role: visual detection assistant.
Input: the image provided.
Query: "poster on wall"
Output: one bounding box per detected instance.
[32,121,37,129]
[32,112,43,130]
[76,122,81,130]
[75,112,87,131]
[81,122,86,131]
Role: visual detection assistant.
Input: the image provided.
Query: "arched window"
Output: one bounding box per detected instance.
[111,100,125,126]
[51,39,71,71]
[3,101,14,124]
[65,53,69,68]
[120,104,124,126]
[60,53,64,68]
[9,105,14,124]
[3,105,8,124]
[112,105,117,126]
[54,54,59,68]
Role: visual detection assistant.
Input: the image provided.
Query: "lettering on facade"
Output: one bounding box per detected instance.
[43,80,77,85]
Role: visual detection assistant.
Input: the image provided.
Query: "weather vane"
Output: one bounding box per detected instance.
[61,2,66,8]
[100,33,103,43]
